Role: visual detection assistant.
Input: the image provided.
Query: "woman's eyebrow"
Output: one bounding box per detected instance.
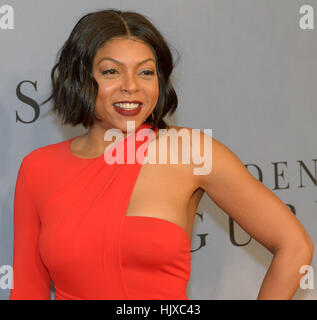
[98,57,155,66]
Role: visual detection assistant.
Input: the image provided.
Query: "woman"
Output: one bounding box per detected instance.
[10,9,314,300]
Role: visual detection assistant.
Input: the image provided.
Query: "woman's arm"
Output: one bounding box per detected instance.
[10,159,51,300]
[256,244,313,299]
[195,132,314,300]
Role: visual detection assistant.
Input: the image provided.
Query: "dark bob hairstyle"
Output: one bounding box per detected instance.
[41,9,179,131]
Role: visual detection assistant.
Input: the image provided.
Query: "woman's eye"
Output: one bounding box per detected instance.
[102,69,117,75]
[141,70,154,76]
[102,69,154,76]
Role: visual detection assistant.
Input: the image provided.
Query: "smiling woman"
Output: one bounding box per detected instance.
[91,38,159,133]
[9,8,314,301]
[10,9,195,300]
[41,9,177,133]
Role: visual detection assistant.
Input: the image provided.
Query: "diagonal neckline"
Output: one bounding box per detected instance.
[67,123,155,160]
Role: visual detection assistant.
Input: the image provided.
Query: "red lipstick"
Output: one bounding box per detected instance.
[113,101,143,117]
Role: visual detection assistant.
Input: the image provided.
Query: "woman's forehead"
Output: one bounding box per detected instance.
[94,38,156,63]
[99,37,152,51]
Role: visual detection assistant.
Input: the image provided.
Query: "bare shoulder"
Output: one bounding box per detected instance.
[148,124,198,164]
[156,125,200,150]
[195,131,250,188]
[158,124,214,158]
[151,125,214,179]
[162,126,248,188]
[163,124,230,157]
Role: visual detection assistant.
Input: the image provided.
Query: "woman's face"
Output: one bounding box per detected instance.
[92,37,159,133]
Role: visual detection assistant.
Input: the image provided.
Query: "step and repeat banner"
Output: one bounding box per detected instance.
[0,0,316,299]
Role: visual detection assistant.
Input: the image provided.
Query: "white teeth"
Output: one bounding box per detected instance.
[114,103,141,109]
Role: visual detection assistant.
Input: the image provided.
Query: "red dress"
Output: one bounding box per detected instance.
[9,123,191,300]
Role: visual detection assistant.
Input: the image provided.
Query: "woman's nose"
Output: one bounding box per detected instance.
[120,73,139,93]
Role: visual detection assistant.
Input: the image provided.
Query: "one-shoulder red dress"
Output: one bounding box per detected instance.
[9,123,192,300]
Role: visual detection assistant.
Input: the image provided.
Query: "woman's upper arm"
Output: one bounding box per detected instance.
[10,159,51,300]
[196,133,314,255]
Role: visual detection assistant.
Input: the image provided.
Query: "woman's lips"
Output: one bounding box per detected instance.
[113,104,142,116]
